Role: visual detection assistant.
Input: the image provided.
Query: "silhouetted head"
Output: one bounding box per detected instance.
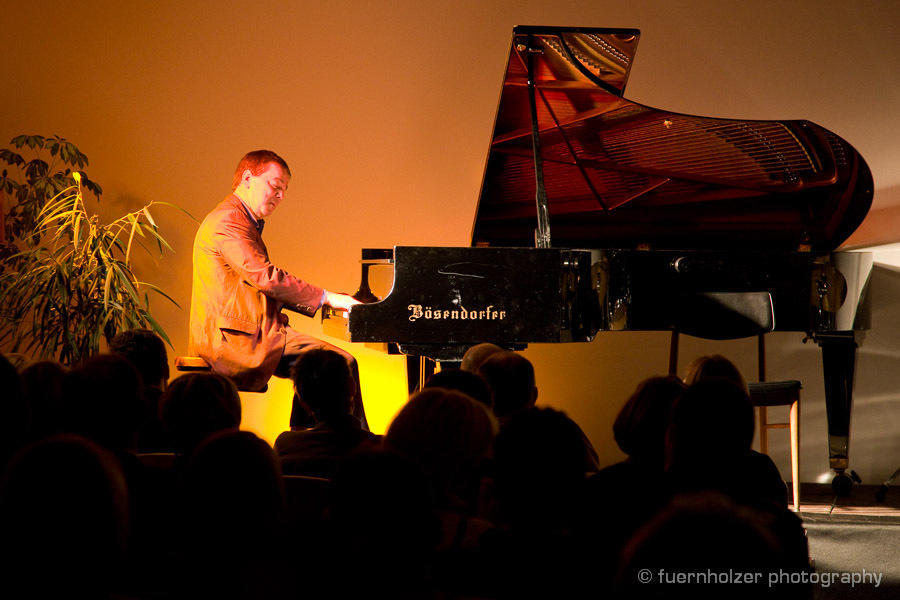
[329,448,440,551]
[666,378,755,474]
[493,407,587,529]
[385,388,496,508]
[182,430,286,550]
[20,360,68,441]
[0,434,129,595]
[617,492,787,599]
[0,354,26,466]
[63,354,143,451]
[477,351,537,419]
[460,342,504,372]
[684,354,747,392]
[109,328,169,389]
[614,376,686,468]
[424,368,493,409]
[327,449,440,596]
[289,347,354,424]
[160,372,241,457]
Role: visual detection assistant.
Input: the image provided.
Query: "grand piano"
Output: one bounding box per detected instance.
[335,26,874,493]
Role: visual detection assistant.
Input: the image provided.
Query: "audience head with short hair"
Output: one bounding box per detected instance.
[63,354,143,451]
[160,372,241,457]
[477,351,537,420]
[616,492,792,599]
[684,354,747,392]
[460,342,504,372]
[614,376,686,468]
[493,407,588,529]
[289,347,354,425]
[326,449,440,596]
[182,430,285,548]
[385,388,497,509]
[109,328,170,389]
[424,368,493,409]
[0,434,129,595]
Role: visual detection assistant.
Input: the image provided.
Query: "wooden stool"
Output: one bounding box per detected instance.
[175,356,212,372]
[747,380,801,511]
[749,333,801,512]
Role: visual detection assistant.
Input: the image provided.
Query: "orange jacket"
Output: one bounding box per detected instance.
[188,195,324,391]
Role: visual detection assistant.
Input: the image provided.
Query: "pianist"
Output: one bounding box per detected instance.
[188,150,367,427]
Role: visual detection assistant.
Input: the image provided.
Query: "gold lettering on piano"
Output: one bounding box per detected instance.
[408,304,506,322]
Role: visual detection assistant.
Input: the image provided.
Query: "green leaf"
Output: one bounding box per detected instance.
[0,149,25,167]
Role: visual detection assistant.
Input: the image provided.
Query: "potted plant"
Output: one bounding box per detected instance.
[0,135,184,364]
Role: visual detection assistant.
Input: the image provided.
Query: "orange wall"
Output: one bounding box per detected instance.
[3,1,899,480]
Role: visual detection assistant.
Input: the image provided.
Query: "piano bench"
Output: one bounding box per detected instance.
[748,380,801,512]
[175,356,212,372]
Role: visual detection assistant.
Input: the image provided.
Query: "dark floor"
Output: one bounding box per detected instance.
[797,484,900,599]
[797,483,900,518]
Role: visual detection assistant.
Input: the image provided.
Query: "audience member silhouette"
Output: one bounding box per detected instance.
[479,351,600,472]
[492,407,588,531]
[0,354,26,471]
[460,342,504,372]
[477,351,537,422]
[613,376,687,470]
[159,372,241,462]
[684,353,748,390]
[109,328,172,451]
[0,342,828,598]
[323,448,441,599]
[424,367,494,409]
[177,430,289,599]
[62,354,144,453]
[386,388,497,517]
[680,355,789,508]
[485,407,595,598]
[585,376,687,583]
[20,360,67,442]
[666,378,787,508]
[62,353,174,581]
[274,347,378,477]
[615,492,809,600]
[0,434,129,598]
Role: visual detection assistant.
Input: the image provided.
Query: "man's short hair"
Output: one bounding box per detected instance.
[477,351,536,419]
[231,150,291,190]
[289,348,354,423]
[109,328,169,388]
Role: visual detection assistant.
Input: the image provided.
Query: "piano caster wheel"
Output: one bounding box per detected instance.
[832,470,861,497]
[832,472,853,496]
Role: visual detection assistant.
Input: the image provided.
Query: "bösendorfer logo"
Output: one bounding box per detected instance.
[408,304,507,322]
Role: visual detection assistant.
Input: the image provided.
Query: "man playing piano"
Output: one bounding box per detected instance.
[188,150,367,427]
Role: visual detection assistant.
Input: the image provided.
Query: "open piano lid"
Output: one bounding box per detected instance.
[471,26,873,252]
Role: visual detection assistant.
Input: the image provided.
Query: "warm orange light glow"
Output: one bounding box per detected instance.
[238,336,409,445]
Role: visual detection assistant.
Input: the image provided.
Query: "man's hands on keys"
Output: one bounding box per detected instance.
[324,291,362,312]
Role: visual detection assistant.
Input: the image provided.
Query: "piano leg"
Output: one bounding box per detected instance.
[816,332,858,496]
[406,355,436,394]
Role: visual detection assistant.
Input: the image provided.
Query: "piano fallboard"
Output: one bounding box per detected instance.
[344,246,871,362]
[347,246,595,354]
